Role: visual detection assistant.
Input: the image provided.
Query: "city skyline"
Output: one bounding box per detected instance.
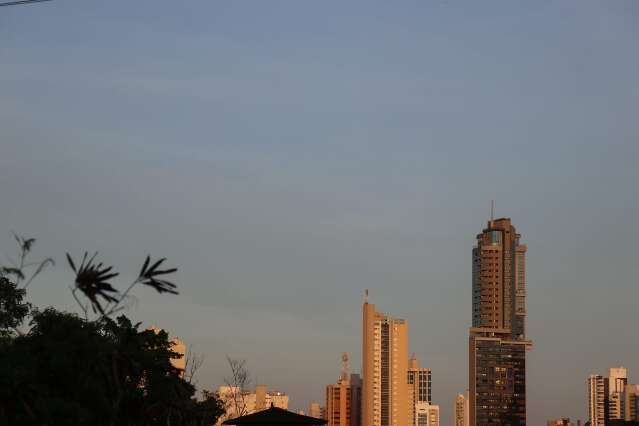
[2,2,639,425]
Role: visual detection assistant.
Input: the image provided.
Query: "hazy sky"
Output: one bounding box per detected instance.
[2,1,638,424]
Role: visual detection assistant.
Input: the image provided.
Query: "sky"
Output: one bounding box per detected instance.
[1,1,639,424]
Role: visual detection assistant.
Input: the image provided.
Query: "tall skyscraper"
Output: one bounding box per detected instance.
[455,392,469,426]
[407,355,432,426]
[363,293,409,426]
[589,375,607,426]
[469,217,532,426]
[471,217,527,338]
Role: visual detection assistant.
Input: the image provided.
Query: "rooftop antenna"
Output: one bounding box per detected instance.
[490,200,495,221]
[341,352,349,381]
[364,289,369,304]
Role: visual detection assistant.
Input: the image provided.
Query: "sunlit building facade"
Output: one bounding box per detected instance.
[408,355,432,426]
[625,384,639,421]
[469,217,532,426]
[455,392,469,426]
[215,385,289,425]
[362,295,409,426]
[588,375,607,426]
[415,402,439,426]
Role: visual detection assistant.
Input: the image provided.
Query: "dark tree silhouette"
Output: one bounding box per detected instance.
[0,235,223,426]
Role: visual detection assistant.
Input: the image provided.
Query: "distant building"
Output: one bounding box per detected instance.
[216,385,289,425]
[455,392,469,426]
[350,374,362,426]
[547,419,571,426]
[309,402,323,419]
[326,377,352,426]
[469,218,532,426]
[362,295,408,426]
[415,402,439,426]
[326,354,361,426]
[408,355,432,426]
[589,375,607,426]
[624,384,639,421]
[609,368,628,421]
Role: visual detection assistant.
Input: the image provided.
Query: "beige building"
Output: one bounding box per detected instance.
[454,392,469,426]
[624,384,639,421]
[326,377,352,426]
[407,355,431,426]
[216,385,289,424]
[608,367,628,421]
[309,401,323,419]
[414,402,439,426]
[588,375,606,426]
[362,294,408,426]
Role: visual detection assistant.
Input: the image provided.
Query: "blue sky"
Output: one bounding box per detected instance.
[1,1,638,424]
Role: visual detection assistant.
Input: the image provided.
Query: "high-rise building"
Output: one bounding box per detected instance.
[415,402,439,426]
[350,374,363,426]
[624,384,639,421]
[455,392,469,426]
[589,375,607,426]
[609,368,628,421]
[326,378,352,426]
[610,368,628,395]
[407,355,432,426]
[469,217,532,426]
[327,354,362,426]
[309,402,323,419]
[471,217,527,339]
[363,293,409,426]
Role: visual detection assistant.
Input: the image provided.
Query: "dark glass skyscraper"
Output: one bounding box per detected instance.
[469,218,532,426]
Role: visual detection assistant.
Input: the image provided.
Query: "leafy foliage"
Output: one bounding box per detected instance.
[0,235,222,426]
[1,233,54,289]
[67,252,120,314]
[66,253,178,319]
[0,309,223,425]
[0,276,30,337]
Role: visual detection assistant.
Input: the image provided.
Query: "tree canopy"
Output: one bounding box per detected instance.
[0,237,223,426]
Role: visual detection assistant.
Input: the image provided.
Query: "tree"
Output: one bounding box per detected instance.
[222,356,252,419]
[184,345,206,386]
[0,276,29,338]
[0,235,223,426]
